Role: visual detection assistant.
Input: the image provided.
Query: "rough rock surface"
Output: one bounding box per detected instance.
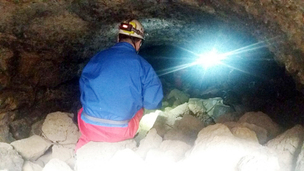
[0,142,24,171]
[296,141,304,171]
[1,102,301,171]
[23,161,43,171]
[42,159,73,171]
[266,125,304,171]
[10,135,52,161]
[238,111,281,140]
[184,123,280,171]
[42,111,80,144]
[0,0,304,128]
[136,128,162,159]
[75,140,137,171]
[164,114,204,145]
[0,112,15,143]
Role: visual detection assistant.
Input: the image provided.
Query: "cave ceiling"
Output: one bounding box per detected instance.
[0,0,304,116]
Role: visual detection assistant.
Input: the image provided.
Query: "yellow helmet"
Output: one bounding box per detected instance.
[119,19,144,39]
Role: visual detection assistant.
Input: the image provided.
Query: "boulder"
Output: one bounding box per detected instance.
[230,126,259,143]
[108,149,145,171]
[295,142,304,171]
[42,111,80,144]
[10,118,31,140]
[0,142,24,171]
[188,98,206,114]
[164,114,204,145]
[10,135,52,161]
[23,161,43,171]
[266,125,304,171]
[145,140,191,165]
[237,154,280,171]
[238,111,281,140]
[135,110,162,143]
[158,140,191,162]
[42,158,73,171]
[152,102,190,137]
[0,112,15,143]
[136,128,162,159]
[224,122,268,144]
[183,124,279,171]
[51,144,76,168]
[75,139,137,171]
[35,149,52,168]
[167,89,190,107]
[30,120,44,136]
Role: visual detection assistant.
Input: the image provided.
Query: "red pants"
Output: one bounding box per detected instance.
[75,108,143,151]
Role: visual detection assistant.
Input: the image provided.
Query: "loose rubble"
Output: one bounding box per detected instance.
[0,94,303,171]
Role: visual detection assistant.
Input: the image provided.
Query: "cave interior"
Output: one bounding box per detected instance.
[0,0,304,138]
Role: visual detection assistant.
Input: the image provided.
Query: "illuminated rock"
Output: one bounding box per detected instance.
[266,125,304,171]
[42,112,80,144]
[43,158,73,171]
[10,135,52,161]
[0,142,24,171]
[239,111,281,140]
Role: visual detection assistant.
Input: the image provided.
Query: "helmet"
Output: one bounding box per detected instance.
[119,19,144,39]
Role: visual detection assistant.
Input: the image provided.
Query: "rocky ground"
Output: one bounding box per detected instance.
[1,89,304,171]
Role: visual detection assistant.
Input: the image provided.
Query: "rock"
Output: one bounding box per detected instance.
[230,126,259,143]
[152,103,190,137]
[183,123,279,171]
[215,111,241,123]
[35,149,52,168]
[159,140,191,162]
[30,120,44,136]
[238,111,281,140]
[296,142,304,171]
[75,140,137,171]
[224,122,268,144]
[23,161,43,171]
[151,113,170,137]
[51,144,76,168]
[241,122,268,144]
[188,98,206,114]
[108,149,144,171]
[0,112,15,143]
[164,114,204,145]
[266,125,304,171]
[135,110,162,143]
[237,154,280,171]
[0,47,14,72]
[136,128,162,159]
[167,89,190,107]
[10,135,52,161]
[0,142,24,171]
[10,118,31,140]
[168,102,190,123]
[42,158,73,171]
[42,111,80,144]
[212,103,235,120]
[145,139,190,165]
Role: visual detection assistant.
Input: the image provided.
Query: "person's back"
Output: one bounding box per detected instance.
[76,19,163,151]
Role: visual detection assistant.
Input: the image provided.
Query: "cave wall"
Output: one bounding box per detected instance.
[0,0,304,119]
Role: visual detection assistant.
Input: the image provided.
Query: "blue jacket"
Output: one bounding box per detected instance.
[79,42,163,127]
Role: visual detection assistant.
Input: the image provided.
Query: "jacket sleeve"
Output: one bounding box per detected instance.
[142,64,164,110]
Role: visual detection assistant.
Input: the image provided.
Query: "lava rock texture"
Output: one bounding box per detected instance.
[0,0,304,124]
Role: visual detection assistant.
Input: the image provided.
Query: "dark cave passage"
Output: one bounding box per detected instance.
[139,42,303,129]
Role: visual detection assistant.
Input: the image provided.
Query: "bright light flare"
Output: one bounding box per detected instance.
[195,49,227,68]
[156,36,282,77]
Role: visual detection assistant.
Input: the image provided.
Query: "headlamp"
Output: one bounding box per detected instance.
[119,22,144,38]
[119,23,133,32]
